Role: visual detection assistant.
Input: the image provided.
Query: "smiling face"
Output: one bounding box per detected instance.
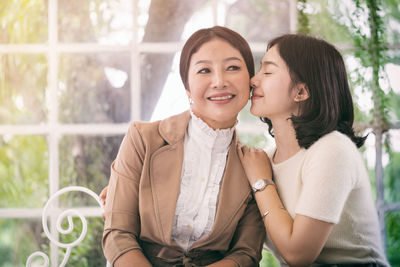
[186,38,250,129]
[250,45,301,121]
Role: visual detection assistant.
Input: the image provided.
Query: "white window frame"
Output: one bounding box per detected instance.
[0,0,297,265]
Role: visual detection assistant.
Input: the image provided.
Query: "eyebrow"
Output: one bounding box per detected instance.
[260,60,279,68]
[195,57,242,65]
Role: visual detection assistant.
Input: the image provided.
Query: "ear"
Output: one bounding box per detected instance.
[294,83,309,102]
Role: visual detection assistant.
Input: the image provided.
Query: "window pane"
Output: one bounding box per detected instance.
[59,53,131,123]
[386,211,400,266]
[0,54,48,124]
[58,0,133,45]
[0,0,48,44]
[224,0,291,42]
[139,0,213,42]
[0,218,49,267]
[141,53,187,121]
[0,135,49,208]
[59,135,123,206]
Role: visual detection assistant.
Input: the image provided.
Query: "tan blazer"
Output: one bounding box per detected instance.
[102,111,265,266]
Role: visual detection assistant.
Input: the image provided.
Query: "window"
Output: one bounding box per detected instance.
[0,0,293,265]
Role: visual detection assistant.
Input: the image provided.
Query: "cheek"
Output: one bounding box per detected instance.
[235,75,251,95]
[188,81,205,98]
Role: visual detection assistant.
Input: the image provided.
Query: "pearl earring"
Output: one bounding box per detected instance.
[189,97,194,105]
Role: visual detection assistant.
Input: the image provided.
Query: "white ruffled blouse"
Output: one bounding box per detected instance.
[171,111,235,251]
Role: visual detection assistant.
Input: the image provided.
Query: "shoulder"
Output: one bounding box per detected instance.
[302,131,365,186]
[306,131,359,160]
[127,110,190,150]
[130,119,161,139]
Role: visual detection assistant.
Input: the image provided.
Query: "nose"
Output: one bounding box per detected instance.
[250,75,258,88]
[211,70,226,89]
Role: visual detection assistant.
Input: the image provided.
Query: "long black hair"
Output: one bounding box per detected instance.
[262,34,366,148]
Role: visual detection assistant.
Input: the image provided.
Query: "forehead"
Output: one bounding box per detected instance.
[191,38,243,61]
[262,46,284,67]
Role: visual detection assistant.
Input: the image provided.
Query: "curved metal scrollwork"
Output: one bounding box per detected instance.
[26,186,104,267]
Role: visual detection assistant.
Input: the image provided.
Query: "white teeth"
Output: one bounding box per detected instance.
[209,95,234,101]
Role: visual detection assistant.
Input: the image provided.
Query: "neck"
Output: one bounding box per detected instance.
[191,110,236,130]
[271,118,301,164]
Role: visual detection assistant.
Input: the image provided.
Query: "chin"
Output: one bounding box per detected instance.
[249,107,261,117]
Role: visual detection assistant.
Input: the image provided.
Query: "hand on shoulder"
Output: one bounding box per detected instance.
[237,143,273,184]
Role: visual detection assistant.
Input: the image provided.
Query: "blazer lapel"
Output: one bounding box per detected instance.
[149,111,190,246]
[150,142,184,245]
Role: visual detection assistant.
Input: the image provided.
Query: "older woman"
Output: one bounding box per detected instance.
[102,26,265,267]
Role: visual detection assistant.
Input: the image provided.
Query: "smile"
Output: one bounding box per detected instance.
[208,95,235,101]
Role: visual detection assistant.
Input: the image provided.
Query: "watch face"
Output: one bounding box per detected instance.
[254,179,265,190]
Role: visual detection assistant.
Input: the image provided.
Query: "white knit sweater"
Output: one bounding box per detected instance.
[264,131,389,266]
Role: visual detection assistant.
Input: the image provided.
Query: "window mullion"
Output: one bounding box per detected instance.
[48,0,60,266]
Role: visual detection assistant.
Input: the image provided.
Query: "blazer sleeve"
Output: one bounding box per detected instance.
[102,122,146,264]
[224,195,266,267]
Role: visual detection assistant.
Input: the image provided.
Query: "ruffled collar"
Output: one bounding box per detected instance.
[188,110,236,152]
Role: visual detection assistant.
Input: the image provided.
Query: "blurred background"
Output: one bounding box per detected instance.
[0,0,399,266]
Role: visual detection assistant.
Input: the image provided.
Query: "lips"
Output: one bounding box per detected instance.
[208,95,234,101]
[207,94,235,101]
[251,92,263,100]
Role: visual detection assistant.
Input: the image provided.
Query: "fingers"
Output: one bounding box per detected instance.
[99,186,108,206]
[99,186,108,220]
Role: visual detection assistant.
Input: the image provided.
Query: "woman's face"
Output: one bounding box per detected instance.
[250,45,298,121]
[186,38,250,129]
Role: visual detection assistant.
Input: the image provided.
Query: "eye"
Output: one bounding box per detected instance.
[197,68,210,74]
[227,65,240,71]
[263,72,271,75]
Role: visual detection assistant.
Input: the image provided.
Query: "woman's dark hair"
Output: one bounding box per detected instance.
[262,34,366,148]
[179,26,254,90]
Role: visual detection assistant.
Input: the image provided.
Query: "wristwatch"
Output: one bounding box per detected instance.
[251,179,275,193]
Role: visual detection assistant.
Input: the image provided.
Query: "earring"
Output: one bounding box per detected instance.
[189,97,194,105]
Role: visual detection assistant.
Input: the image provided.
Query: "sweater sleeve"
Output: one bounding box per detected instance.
[295,132,359,224]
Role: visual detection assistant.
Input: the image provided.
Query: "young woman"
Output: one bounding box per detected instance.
[102,26,265,267]
[239,34,389,266]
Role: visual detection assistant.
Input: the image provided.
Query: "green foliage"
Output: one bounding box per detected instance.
[260,250,280,267]
[297,0,311,34]
[59,135,122,206]
[0,135,49,208]
[297,0,354,44]
[0,219,48,267]
[386,212,400,266]
[384,148,400,203]
[52,217,106,267]
[352,0,391,130]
